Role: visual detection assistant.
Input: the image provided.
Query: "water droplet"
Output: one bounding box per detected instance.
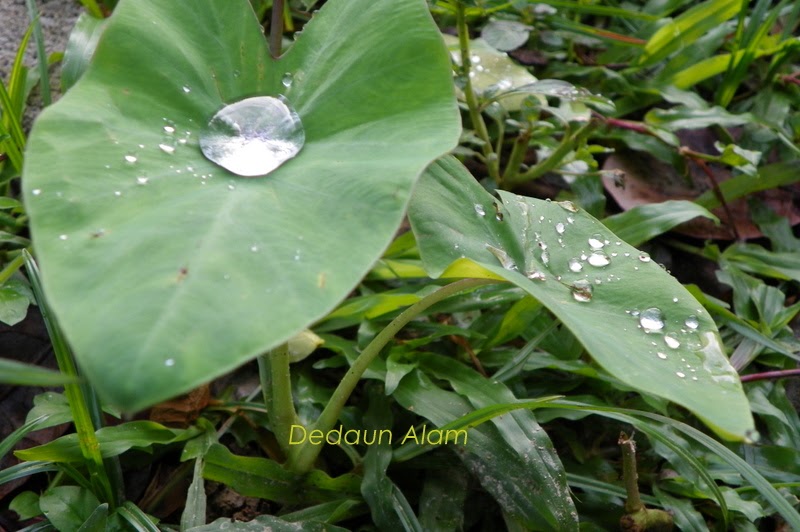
[555,222,565,235]
[227,183,236,190]
[486,244,517,271]
[474,204,486,217]
[136,176,149,185]
[676,371,686,379]
[558,200,578,212]
[159,143,176,154]
[568,258,583,272]
[685,315,699,330]
[639,307,665,332]
[672,297,678,303]
[232,69,240,78]
[587,251,610,267]
[541,250,550,266]
[165,358,175,367]
[664,334,681,349]
[32,189,42,196]
[638,252,651,263]
[250,245,259,252]
[570,279,593,302]
[200,95,305,177]
[114,191,122,197]
[526,270,546,281]
[124,153,137,163]
[656,352,668,360]
[281,72,293,88]
[59,234,68,240]
[588,234,604,250]
[163,125,176,134]
[182,85,191,93]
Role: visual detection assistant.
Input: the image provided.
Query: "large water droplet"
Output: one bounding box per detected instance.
[281,72,293,88]
[588,234,604,250]
[200,95,305,177]
[639,307,665,332]
[685,315,699,330]
[486,244,517,271]
[587,251,610,267]
[570,279,593,302]
[555,222,565,235]
[558,200,578,212]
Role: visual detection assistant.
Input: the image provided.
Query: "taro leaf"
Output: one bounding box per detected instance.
[602,200,719,247]
[407,156,755,441]
[39,486,101,532]
[22,0,459,411]
[481,19,531,51]
[0,278,34,326]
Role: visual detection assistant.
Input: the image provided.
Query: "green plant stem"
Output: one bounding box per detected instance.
[259,343,300,457]
[506,119,597,187]
[0,253,24,285]
[269,0,285,58]
[286,277,500,472]
[500,127,530,185]
[619,432,643,513]
[455,3,500,184]
[22,251,116,507]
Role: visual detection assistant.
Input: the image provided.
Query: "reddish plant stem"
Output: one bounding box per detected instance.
[741,369,800,383]
[679,146,741,240]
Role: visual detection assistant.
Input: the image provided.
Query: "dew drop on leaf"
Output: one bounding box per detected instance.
[486,244,517,271]
[664,334,681,349]
[656,352,668,360]
[281,73,294,88]
[587,251,610,267]
[474,204,486,217]
[568,258,583,272]
[570,279,593,302]
[124,153,138,163]
[588,234,604,249]
[558,200,578,212]
[526,270,546,281]
[555,222,565,235]
[32,189,42,196]
[136,176,149,185]
[200,95,305,177]
[165,358,175,367]
[639,307,665,332]
[685,315,699,330]
[676,371,686,379]
[638,252,651,263]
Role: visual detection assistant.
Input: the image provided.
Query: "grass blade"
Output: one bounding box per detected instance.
[24,0,51,106]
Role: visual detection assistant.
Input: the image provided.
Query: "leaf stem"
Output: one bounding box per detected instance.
[270,0,285,58]
[259,343,300,457]
[22,251,117,507]
[286,277,500,472]
[455,3,500,184]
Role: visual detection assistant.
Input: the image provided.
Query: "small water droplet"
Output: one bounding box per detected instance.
[656,352,668,360]
[281,72,293,88]
[200,96,305,177]
[639,307,665,332]
[570,279,593,302]
[165,358,175,367]
[568,258,583,272]
[664,334,681,349]
[638,252,651,263]
[232,69,240,78]
[672,297,679,303]
[558,200,578,212]
[676,371,686,379]
[587,251,610,268]
[685,315,699,330]
[136,176,149,185]
[227,183,236,190]
[474,204,486,217]
[486,244,517,271]
[182,85,191,93]
[59,234,68,240]
[114,190,122,197]
[588,234,604,250]
[555,222,565,235]
[541,250,550,266]
[250,245,259,252]
[159,143,176,154]
[163,125,176,134]
[526,270,546,281]
[124,153,138,163]
[32,189,42,196]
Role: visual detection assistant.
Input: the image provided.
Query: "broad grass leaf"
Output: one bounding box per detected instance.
[22,0,459,411]
[408,156,755,440]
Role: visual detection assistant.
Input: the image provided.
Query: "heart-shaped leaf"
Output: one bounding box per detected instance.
[23,0,459,411]
[408,157,755,441]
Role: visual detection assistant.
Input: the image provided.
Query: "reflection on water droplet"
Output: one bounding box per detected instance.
[664,334,681,349]
[588,251,610,267]
[159,143,176,154]
[182,85,191,93]
[59,234,68,240]
[676,371,686,378]
[32,189,42,196]
[570,279,593,302]
[541,250,550,266]
[136,177,149,185]
[200,95,305,177]
[163,125,176,134]
[657,352,668,360]
[281,72,293,88]
[639,307,664,332]
[124,153,137,163]
[526,270,546,281]
[588,234,604,249]
[568,258,583,272]
[474,204,486,217]
[486,244,517,271]
[685,315,699,330]
[165,358,175,367]
[555,222,565,235]
[250,245,259,252]
[638,252,651,262]
[114,191,122,196]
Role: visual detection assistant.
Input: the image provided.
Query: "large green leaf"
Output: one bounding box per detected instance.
[407,157,755,441]
[22,0,459,410]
